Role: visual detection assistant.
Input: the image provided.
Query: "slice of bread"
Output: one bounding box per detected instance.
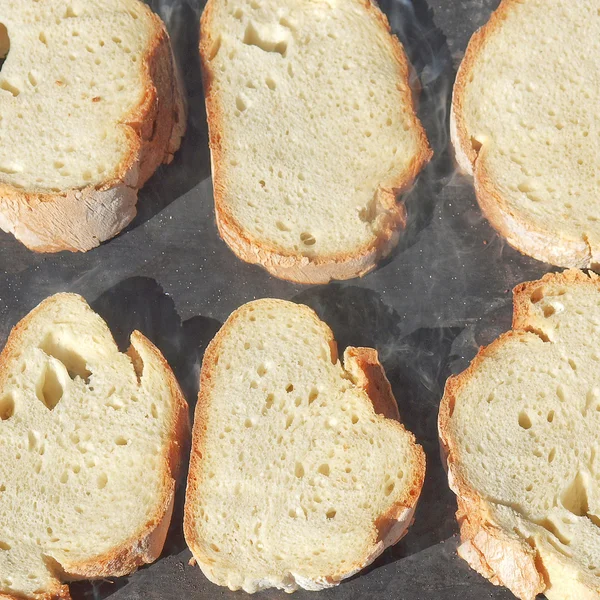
[0,0,186,252]
[452,1,600,268]
[184,299,425,592]
[199,0,431,284]
[439,270,600,600]
[0,293,188,599]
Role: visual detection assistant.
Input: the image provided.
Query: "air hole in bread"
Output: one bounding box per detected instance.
[308,388,319,404]
[97,473,108,489]
[207,35,222,61]
[0,79,19,97]
[530,286,546,303]
[105,397,123,411]
[0,542,10,551]
[318,463,330,477]
[65,5,78,18]
[27,430,39,451]
[0,23,8,73]
[265,393,274,409]
[243,22,288,56]
[560,471,598,525]
[40,334,91,382]
[37,362,64,411]
[534,516,572,546]
[518,411,532,429]
[0,161,22,175]
[279,16,296,30]
[300,232,316,246]
[326,508,336,519]
[0,393,14,421]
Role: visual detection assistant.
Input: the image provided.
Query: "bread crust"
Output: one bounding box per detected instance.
[438,269,600,600]
[184,299,425,592]
[199,0,432,284]
[451,0,593,269]
[0,2,187,253]
[0,295,189,599]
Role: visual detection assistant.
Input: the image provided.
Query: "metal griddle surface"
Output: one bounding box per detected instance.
[0,1,550,598]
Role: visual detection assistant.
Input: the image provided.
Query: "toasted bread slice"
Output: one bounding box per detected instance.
[439,270,600,600]
[452,0,600,268]
[0,293,188,599]
[184,299,425,592]
[199,0,431,283]
[0,0,186,252]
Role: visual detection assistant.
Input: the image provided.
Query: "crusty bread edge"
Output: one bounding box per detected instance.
[0,294,190,599]
[0,2,187,253]
[438,269,600,600]
[184,298,425,592]
[199,0,432,284]
[451,0,593,269]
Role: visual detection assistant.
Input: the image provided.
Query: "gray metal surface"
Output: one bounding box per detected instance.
[0,0,551,598]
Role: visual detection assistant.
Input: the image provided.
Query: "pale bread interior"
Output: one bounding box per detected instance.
[0,294,182,599]
[186,299,424,593]
[202,0,427,258]
[444,271,600,599]
[0,0,158,192]
[456,0,600,252]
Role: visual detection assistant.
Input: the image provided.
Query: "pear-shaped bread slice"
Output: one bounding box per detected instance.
[200,0,431,283]
[440,270,600,600]
[452,0,600,267]
[0,0,185,252]
[0,294,188,599]
[184,299,425,592]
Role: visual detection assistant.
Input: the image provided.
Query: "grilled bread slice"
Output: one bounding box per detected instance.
[452,0,600,268]
[184,299,425,592]
[0,293,188,599]
[440,270,600,600]
[200,0,431,283]
[0,0,186,252]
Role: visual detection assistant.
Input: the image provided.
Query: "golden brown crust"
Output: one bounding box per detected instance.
[0,583,71,600]
[199,0,432,284]
[0,296,189,599]
[451,0,591,269]
[0,2,186,253]
[343,347,400,422]
[438,269,600,600]
[184,299,425,591]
